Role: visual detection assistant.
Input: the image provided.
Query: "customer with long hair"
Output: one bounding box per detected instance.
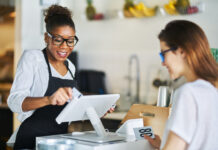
[145,20,218,150]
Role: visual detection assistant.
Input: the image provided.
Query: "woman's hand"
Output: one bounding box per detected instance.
[108,107,115,113]
[102,107,115,117]
[144,134,161,150]
[48,87,72,105]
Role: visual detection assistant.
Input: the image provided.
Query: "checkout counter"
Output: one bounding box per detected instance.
[36,111,154,150]
[35,94,155,150]
[36,133,154,150]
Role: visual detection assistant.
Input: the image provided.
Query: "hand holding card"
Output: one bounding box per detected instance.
[144,134,161,149]
[134,127,161,149]
[133,126,155,140]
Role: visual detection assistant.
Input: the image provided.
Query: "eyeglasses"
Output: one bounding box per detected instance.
[47,32,79,47]
[159,47,177,62]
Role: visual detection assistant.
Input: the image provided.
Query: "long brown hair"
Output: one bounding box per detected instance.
[158,20,218,87]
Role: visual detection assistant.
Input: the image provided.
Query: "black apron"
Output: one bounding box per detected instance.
[14,49,76,150]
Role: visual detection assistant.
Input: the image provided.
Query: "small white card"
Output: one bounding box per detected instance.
[133,126,155,140]
[67,88,83,103]
[72,88,83,99]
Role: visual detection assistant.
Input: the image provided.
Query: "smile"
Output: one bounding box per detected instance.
[57,51,67,58]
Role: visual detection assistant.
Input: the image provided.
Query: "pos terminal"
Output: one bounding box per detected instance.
[56,88,125,143]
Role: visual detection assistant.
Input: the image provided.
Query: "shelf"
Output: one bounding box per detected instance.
[0,83,12,91]
[0,103,9,109]
[80,1,204,21]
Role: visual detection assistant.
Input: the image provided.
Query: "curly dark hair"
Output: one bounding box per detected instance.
[44,5,75,33]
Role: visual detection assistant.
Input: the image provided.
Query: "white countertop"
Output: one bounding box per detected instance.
[36,133,154,150]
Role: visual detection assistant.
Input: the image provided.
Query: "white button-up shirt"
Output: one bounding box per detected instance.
[7,49,76,144]
[7,49,76,122]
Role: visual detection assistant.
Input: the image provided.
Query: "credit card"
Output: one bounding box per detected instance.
[67,88,83,102]
[72,87,83,99]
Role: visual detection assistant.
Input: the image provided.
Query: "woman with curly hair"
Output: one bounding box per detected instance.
[8,5,79,149]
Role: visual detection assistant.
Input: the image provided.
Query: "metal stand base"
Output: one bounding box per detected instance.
[61,131,125,143]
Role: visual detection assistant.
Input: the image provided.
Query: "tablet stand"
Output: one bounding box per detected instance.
[86,107,107,137]
[57,94,126,143]
[62,106,125,143]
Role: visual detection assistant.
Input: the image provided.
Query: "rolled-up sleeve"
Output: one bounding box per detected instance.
[7,50,35,113]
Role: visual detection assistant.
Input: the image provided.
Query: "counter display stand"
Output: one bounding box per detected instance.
[36,94,154,150]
